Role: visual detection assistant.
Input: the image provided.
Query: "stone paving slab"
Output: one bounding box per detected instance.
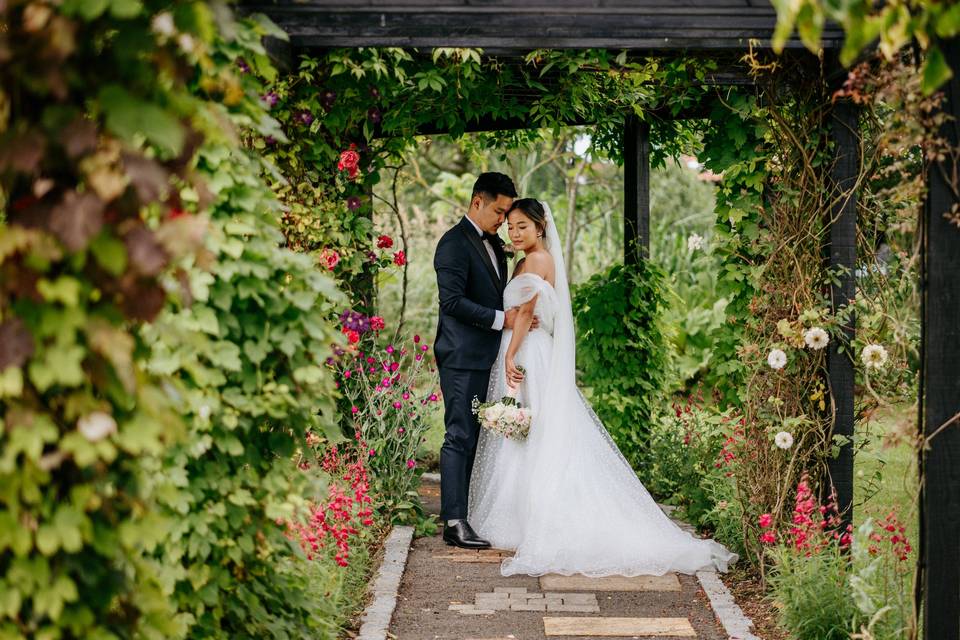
[543,615,698,637]
[387,478,730,639]
[540,573,682,592]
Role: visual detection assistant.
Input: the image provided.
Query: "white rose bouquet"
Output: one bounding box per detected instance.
[471,366,533,441]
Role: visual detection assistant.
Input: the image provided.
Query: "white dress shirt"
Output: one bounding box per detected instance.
[463,216,505,331]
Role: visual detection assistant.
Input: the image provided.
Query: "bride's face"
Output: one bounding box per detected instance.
[507,210,541,252]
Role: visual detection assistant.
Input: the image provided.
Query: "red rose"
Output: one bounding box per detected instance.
[392,250,406,267]
[341,327,360,344]
[338,149,360,172]
[376,234,393,249]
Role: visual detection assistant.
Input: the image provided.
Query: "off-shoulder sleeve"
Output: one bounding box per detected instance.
[508,273,545,306]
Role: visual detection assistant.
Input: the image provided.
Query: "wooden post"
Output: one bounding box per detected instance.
[921,36,960,640]
[825,95,858,530]
[623,114,650,264]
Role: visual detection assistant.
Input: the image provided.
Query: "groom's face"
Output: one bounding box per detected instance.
[471,193,513,234]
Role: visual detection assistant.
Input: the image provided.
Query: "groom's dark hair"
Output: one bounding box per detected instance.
[472,172,517,202]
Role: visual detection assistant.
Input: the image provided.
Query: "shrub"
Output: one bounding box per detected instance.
[761,477,915,640]
[572,261,668,466]
[333,331,441,526]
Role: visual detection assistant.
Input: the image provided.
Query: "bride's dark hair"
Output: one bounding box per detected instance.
[507,198,547,236]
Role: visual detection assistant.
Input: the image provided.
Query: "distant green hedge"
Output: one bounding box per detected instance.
[572,261,669,469]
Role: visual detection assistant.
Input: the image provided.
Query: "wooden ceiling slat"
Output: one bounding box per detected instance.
[244,3,844,51]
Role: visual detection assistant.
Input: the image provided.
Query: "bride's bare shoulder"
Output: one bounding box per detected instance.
[523,251,555,286]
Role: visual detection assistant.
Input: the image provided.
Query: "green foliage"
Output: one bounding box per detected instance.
[766,543,858,640]
[145,140,345,637]
[334,334,441,526]
[572,261,668,465]
[0,0,232,636]
[638,400,731,525]
[1,1,357,637]
[771,0,959,95]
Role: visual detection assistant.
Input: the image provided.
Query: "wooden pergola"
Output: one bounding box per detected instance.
[242,2,960,637]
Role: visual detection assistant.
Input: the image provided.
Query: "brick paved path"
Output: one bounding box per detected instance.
[387,479,731,640]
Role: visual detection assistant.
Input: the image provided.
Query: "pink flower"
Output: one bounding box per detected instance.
[370,316,385,331]
[429,393,438,402]
[386,345,394,354]
[392,401,402,409]
[393,250,406,266]
[759,513,773,529]
[402,392,410,400]
[320,248,340,270]
[759,531,776,544]
[351,406,359,414]
[368,449,376,457]
[407,459,416,469]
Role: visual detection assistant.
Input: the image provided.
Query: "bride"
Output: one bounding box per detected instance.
[468,198,737,577]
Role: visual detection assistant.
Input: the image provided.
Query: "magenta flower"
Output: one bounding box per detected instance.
[407,459,416,469]
[392,401,402,409]
[414,334,421,343]
[347,196,362,211]
[386,345,395,354]
[759,513,773,529]
[402,392,410,400]
[351,406,359,415]
[429,393,438,402]
[368,449,376,457]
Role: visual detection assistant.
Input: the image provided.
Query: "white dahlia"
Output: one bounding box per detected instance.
[861,344,889,370]
[774,431,794,450]
[803,326,829,351]
[767,348,787,370]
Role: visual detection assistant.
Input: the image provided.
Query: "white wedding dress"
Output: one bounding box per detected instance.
[468,202,737,577]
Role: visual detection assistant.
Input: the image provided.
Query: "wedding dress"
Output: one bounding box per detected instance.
[468,201,737,577]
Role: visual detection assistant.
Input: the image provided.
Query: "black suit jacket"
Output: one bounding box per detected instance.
[433,217,508,370]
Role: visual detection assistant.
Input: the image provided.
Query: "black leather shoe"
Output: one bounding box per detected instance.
[442,520,492,549]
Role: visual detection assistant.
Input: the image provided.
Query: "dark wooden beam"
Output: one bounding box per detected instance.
[377,101,716,139]
[241,2,845,51]
[825,94,858,531]
[921,35,960,640]
[623,115,650,263]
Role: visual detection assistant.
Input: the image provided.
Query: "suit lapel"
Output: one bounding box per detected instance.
[459,218,502,291]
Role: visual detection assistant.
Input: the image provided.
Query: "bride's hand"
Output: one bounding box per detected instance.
[505,356,525,386]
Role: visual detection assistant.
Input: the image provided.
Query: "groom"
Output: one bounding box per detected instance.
[434,172,525,549]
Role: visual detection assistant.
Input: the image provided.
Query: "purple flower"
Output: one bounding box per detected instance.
[264,135,276,146]
[262,91,279,108]
[347,196,362,211]
[367,107,382,124]
[298,110,314,125]
[369,86,381,99]
[321,89,337,110]
[236,58,250,73]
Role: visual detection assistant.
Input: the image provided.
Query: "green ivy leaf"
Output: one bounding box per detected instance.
[922,45,954,96]
[99,85,185,157]
[90,232,128,277]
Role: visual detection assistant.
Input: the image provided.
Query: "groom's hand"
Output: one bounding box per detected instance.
[504,308,539,330]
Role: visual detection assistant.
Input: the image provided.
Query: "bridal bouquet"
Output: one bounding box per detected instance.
[471,367,533,441]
